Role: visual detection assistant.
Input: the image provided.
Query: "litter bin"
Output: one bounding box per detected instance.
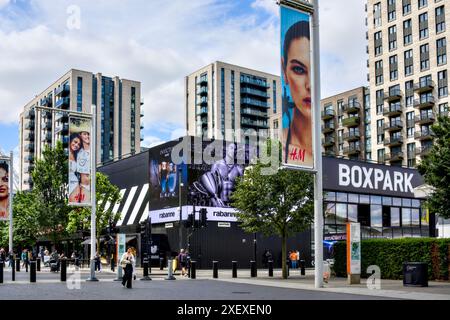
[403,262,428,287]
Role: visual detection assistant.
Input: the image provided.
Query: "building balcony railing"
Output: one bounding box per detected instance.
[240,77,269,89]
[384,136,403,147]
[25,121,35,130]
[415,113,435,125]
[384,120,403,132]
[413,96,435,110]
[321,122,335,133]
[342,101,361,114]
[324,149,337,157]
[385,151,404,162]
[54,112,68,122]
[383,104,403,117]
[140,125,144,130]
[196,78,208,86]
[24,132,34,141]
[26,164,35,173]
[383,89,403,102]
[198,87,208,96]
[414,130,434,140]
[42,122,52,130]
[41,132,52,142]
[414,79,435,93]
[140,109,144,118]
[241,117,269,129]
[196,107,208,116]
[343,130,360,141]
[240,108,267,118]
[24,109,35,119]
[240,87,269,99]
[342,116,360,127]
[343,145,361,155]
[321,109,335,120]
[24,177,33,185]
[24,155,34,162]
[322,136,335,147]
[40,97,52,107]
[241,98,268,108]
[415,145,432,156]
[25,143,35,152]
[196,98,208,106]
[55,97,70,109]
[55,84,70,96]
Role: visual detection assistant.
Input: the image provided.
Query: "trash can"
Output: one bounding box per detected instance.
[403,262,428,287]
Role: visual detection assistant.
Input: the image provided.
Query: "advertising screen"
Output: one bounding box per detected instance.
[0,159,10,221]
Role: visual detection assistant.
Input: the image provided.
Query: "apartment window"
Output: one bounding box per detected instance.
[377,119,384,145]
[375,60,384,85]
[388,0,396,21]
[389,55,398,81]
[404,49,413,76]
[272,80,277,114]
[420,43,429,71]
[374,31,383,56]
[388,25,397,51]
[439,103,448,116]
[403,19,412,45]
[405,80,414,107]
[419,13,429,39]
[376,89,384,114]
[436,6,446,34]
[337,100,344,114]
[76,77,82,112]
[402,0,411,15]
[418,0,427,9]
[374,2,382,27]
[438,70,448,98]
[377,148,385,163]
[406,111,415,138]
[437,38,447,65]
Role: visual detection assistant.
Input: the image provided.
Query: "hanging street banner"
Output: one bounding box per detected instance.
[0,158,10,221]
[68,117,92,206]
[280,4,314,169]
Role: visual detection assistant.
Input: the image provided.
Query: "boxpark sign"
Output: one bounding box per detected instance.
[322,157,425,198]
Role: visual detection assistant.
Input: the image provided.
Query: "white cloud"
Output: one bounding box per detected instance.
[0,0,9,9]
[141,136,164,149]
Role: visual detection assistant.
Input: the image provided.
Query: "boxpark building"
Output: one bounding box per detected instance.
[99,136,432,269]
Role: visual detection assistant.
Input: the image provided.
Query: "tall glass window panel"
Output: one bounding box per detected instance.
[393,197,402,206]
[402,198,412,207]
[337,192,347,202]
[411,208,420,226]
[371,195,382,205]
[324,203,336,225]
[360,194,370,204]
[402,208,411,227]
[348,193,359,203]
[348,204,358,222]
[391,207,401,226]
[325,191,336,202]
[336,203,347,224]
[382,196,392,206]
[371,205,383,227]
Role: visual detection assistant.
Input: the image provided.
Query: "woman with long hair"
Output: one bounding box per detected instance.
[68,133,82,203]
[0,162,10,219]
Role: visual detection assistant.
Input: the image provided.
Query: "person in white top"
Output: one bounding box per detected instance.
[120,248,135,289]
[68,133,82,203]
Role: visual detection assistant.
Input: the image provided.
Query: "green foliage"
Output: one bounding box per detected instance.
[333,238,450,280]
[418,116,450,219]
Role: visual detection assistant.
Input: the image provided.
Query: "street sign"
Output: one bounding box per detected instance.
[165,223,174,229]
[218,222,231,228]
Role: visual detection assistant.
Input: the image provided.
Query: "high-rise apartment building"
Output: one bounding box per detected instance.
[19,69,143,190]
[367,0,449,167]
[185,61,281,142]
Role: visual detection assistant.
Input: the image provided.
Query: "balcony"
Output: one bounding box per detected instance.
[241,117,269,129]
[241,87,269,99]
[196,98,208,106]
[384,136,403,147]
[24,155,34,162]
[322,136,335,147]
[40,97,52,107]
[240,108,267,118]
[26,164,35,173]
[24,109,35,119]
[415,113,435,125]
[198,87,208,96]
[414,79,435,93]
[24,132,34,141]
[385,151,404,162]
[384,120,403,132]
[55,97,70,109]
[140,125,144,130]
[383,89,403,102]
[343,101,361,114]
[25,121,35,130]
[342,116,360,127]
[383,104,403,117]
[196,107,208,116]
[41,132,52,142]
[343,130,360,142]
[25,143,35,152]
[414,96,435,110]
[241,98,268,108]
[42,122,52,130]
[140,109,144,118]
[55,83,70,96]
[321,122,335,133]
[54,112,68,122]
[196,77,208,86]
[24,177,33,185]
[240,77,269,89]
[343,145,361,155]
[324,149,337,157]
[415,130,434,141]
[415,145,432,156]
[321,109,335,120]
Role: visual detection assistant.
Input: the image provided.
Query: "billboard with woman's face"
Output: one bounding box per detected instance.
[68,117,92,206]
[280,5,313,169]
[0,159,10,221]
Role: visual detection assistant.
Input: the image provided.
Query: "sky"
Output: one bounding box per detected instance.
[0,0,367,160]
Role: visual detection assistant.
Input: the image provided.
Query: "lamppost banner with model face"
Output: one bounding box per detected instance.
[68,117,92,206]
[280,5,313,169]
[0,159,10,221]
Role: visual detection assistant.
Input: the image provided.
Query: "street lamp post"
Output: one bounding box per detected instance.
[178,170,184,251]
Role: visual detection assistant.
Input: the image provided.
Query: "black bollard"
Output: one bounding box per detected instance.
[0,261,3,284]
[36,258,41,272]
[286,261,290,277]
[268,260,273,277]
[15,258,20,272]
[11,259,15,281]
[26,260,28,273]
[159,257,164,270]
[250,260,257,278]
[212,261,218,279]
[232,261,237,278]
[190,261,196,279]
[61,259,67,282]
[30,261,36,283]
[300,260,305,276]
[140,258,152,281]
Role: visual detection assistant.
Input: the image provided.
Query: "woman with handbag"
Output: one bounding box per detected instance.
[120,248,135,289]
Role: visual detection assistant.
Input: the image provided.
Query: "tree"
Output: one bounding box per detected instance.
[231,140,314,279]
[31,141,71,245]
[67,172,122,249]
[418,116,450,219]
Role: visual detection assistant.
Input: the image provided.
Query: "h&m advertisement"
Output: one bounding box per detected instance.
[0,159,10,221]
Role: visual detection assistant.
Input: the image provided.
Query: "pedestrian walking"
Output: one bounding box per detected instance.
[94,251,101,272]
[130,247,137,280]
[21,249,27,268]
[120,248,135,289]
[289,250,297,269]
[178,249,187,277]
[0,247,6,263]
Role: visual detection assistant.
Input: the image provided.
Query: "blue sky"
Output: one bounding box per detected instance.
[0,0,367,158]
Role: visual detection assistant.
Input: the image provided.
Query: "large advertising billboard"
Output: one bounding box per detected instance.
[68,117,92,206]
[0,159,10,221]
[280,5,313,169]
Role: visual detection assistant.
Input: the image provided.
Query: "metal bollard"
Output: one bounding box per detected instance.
[250,260,257,277]
[300,260,305,276]
[165,259,176,280]
[61,259,67,282]
[30,261,36,283]
[0,261,3,284]
[159,257,164,270]
[268,260,273,277]
[232,261,237,278]
[190,261,196,279]
[213,261,218,279]
[287,261,290,277]
[36,258,41,272]
[11,259,15,281]
[16,258,20,272]
[140,258,152,281]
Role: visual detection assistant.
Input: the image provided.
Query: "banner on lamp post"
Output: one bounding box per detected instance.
[347,222,361,283]
[68,116,92,206]
[0,158,10,221]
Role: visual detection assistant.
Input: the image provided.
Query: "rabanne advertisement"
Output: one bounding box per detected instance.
[68,117,92,206]
[0,159,10,221]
